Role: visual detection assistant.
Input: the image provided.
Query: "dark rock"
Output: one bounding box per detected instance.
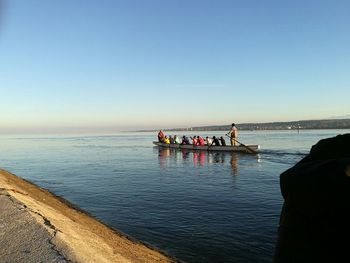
[274,134,350,263]
[299,133,350,162]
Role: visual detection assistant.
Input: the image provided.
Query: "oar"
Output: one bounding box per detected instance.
[225,134,257,154]
[207,141,214,150]
[207,137,218,150]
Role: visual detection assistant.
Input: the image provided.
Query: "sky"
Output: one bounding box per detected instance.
[0,0,349,133]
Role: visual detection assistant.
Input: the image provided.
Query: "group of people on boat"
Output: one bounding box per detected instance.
[157,123,238,147]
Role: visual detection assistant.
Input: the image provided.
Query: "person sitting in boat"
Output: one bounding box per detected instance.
[205,136,213,146]
[190,136,198,145]
[181,136,190,145]
[163,136,170,144]
[220,136,226,146]
[212,136,221,146]
[169,135,175,144]
[158,130,165,142]
[197,136,205,146]
[174,135,180,144]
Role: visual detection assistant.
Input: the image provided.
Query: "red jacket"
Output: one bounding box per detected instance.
[191,137,198,145]
[158,130,164,138]
[198,137,205,145]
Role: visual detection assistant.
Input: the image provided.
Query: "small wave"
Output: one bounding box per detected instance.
[258,150,306,165]
[259,149,307,156]
[72,145,149,149]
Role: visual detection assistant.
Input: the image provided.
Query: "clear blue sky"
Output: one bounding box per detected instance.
[0,0,349,133]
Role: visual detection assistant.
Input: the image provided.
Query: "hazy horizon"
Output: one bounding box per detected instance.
[0,115,349,135]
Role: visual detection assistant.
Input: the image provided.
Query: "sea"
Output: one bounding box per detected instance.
[0,129,349,263]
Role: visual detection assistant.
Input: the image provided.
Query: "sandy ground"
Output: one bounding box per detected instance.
[0,169,176,263]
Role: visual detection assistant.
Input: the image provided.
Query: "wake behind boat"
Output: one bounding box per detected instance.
[153,141,260,153]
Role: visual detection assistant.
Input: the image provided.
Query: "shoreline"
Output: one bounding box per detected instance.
[0,169,175,262]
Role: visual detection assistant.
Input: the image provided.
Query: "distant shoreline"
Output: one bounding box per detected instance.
[136,118,350,132]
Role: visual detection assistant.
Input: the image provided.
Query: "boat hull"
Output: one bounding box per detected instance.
[153,141,259,153]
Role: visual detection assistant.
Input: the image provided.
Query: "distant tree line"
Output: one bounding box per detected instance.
[163,119,350,132]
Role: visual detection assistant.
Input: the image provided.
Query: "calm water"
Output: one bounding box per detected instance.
[1,130,349,262]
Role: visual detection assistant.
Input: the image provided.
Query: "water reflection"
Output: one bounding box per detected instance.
[230,153,238,174]
[156,147,251,174]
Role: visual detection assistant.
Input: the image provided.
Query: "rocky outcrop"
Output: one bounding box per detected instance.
[274,134,350,262]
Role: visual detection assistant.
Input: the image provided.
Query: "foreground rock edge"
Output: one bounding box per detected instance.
[0,169,176,263]
[274,133,350,262]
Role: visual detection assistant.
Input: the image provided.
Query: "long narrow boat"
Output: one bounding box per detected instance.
[153,141,260,153]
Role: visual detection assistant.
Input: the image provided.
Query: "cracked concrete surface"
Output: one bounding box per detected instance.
[0,189,69,263]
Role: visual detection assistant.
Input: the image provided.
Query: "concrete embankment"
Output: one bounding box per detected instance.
[0,169,174,263]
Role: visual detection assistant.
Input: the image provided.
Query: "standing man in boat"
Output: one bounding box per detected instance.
[227,123,238,146]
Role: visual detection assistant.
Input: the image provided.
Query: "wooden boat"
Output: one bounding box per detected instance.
[153,141,260,153]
